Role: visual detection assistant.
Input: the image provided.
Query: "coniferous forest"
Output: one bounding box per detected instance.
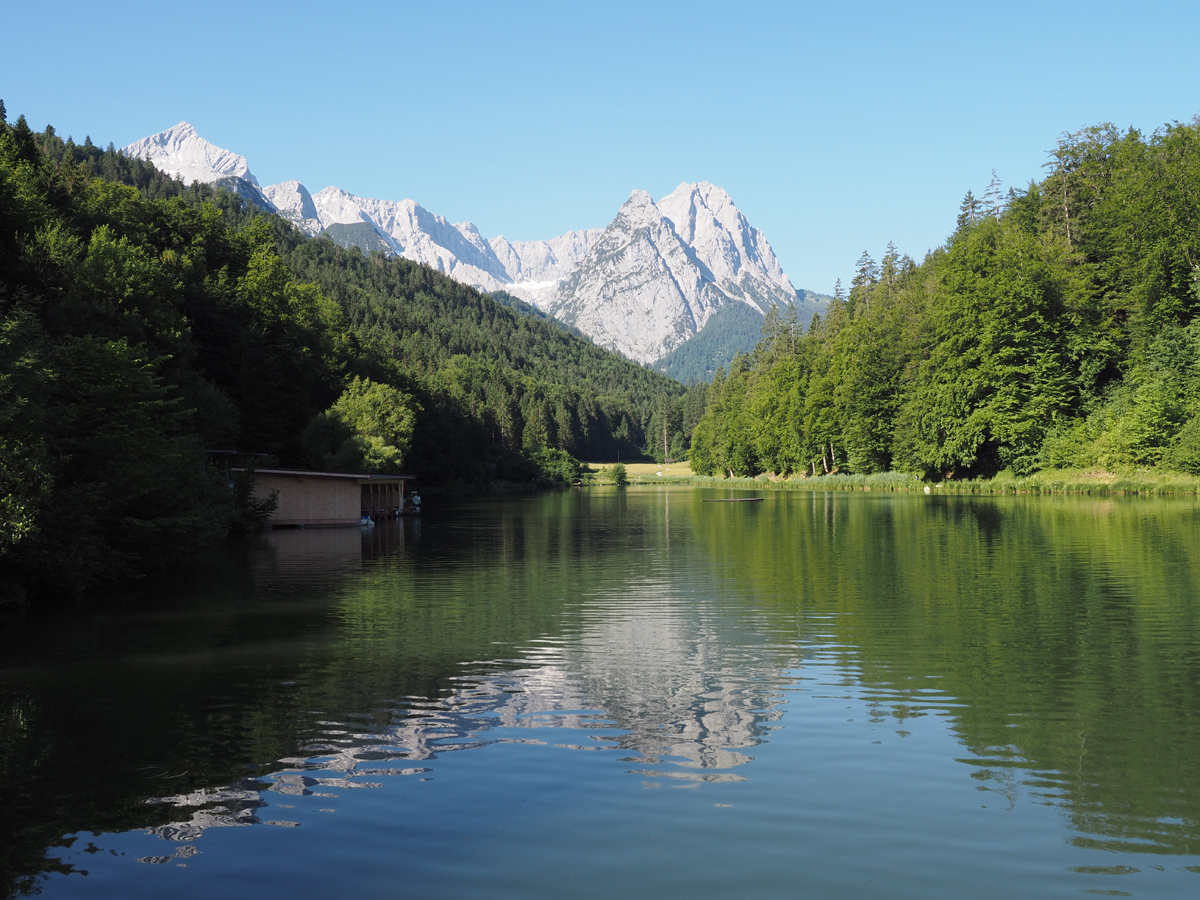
[689,120,1200,481]
[0,107,680,601]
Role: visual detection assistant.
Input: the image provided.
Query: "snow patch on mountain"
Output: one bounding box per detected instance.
[490,230,604,283]
[485,230,602,303]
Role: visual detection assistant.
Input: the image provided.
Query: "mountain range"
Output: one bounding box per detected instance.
[123,123,826,372]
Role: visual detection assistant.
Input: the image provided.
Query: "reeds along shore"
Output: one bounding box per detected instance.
[590,468,1200,495]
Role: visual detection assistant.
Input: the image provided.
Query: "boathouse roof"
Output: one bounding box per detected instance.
[232,468,413,481]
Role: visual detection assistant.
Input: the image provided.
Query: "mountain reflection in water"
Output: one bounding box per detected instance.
[2,488,1199,899]
[136,577,798,856]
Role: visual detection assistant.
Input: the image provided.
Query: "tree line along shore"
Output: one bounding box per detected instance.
[5,107,1200,601]
[584,465,1200,495]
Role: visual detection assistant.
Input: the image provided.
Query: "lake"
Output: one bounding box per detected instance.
[2,486,1199,899]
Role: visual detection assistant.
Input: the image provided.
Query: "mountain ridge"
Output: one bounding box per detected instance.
[122,123,824,367]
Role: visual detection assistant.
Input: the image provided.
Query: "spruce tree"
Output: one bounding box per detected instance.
[957,190,981,229]
[984,170,1005,218]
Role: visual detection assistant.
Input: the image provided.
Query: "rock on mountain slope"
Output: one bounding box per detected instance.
[261,181,321,236]
[123,122,275,213]
[121,124,823,368]
[310,187,511,291]
[489,230,605,306]
[657,181,797,313]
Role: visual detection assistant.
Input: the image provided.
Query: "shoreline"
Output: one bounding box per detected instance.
[586,467,1200,496]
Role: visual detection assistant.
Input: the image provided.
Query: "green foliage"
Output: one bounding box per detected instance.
[688,114,1200,483]
[303,377,421,473]
[277,234,678,475]
[528,447,584,485]
[322,222,394,255]
[228,468,279,529]
[1163,417,1200,474]
[893,220,1073,478]
[0,112,681,599]
[653,296,826,385]
[609,462,628,486]
[0,318,228,594]
[653,301,768,384]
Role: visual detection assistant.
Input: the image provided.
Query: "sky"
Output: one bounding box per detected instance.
[4,0,1199,294]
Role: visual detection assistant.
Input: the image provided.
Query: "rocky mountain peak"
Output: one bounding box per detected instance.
[122,122,258,187]
[657,181,795,314]
[261,180,320,234]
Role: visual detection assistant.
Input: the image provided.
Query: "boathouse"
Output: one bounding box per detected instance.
[235,469,414,527]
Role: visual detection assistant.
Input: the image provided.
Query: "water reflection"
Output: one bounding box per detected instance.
[132,579,802,858]
[247,521,415,593]
[3,489,1200,898]
[250,526,362,587]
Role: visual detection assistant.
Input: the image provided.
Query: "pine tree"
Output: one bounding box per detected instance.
[957,190,981,229]
[880,241,900,295]
[783,302,799,355]
[849,251,878,315]
[10,115,40,166]
[984,170,1006,219]
[760,303,783,362]
[852,251,879,287]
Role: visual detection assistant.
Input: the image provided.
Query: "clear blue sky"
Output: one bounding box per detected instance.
[4,0,1198,293]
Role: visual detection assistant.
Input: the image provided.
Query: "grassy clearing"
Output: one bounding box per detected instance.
[584,461,694,484]
[582,464,1200,495]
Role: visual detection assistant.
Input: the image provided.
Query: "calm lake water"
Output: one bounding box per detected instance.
[3,487,1200,899]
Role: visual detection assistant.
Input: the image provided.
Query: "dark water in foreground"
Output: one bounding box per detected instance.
[2,487,1200,899]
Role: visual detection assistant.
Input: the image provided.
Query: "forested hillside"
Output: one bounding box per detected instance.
[652,301,772,385]
[691,119,1200,480]
[652,292,831,385]
[0,106,680,599]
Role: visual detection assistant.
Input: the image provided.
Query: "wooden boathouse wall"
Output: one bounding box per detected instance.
[236,469,413,527]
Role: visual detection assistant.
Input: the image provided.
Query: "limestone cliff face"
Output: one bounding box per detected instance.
[546,183,811,364]
[546,190,723,363]
[123,121,257,186]
[656,181,798,314]
[261,181,321,236]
